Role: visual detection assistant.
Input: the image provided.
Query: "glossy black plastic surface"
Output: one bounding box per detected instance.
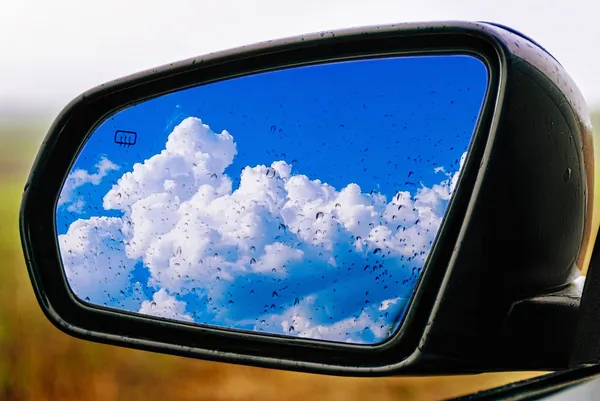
[20,21,593,376]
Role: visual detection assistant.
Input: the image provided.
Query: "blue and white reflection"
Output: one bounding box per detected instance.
[55,54,488,344]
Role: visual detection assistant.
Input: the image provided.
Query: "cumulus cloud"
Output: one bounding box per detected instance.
[58,216,136,305]
[58,156,119,212]
[250,295,407,343]
[58,116,465,344]
[139,288,193,322]
[103,117,235,213]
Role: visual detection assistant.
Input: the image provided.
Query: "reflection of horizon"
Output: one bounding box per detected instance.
[57,116,465,344]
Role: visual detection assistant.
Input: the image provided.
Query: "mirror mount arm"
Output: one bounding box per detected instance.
[497,282,582,369]
[572,234,600,366]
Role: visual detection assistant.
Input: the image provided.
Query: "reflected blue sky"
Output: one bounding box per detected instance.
[56,54,488,344]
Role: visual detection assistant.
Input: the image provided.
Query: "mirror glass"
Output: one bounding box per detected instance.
[56,54,488,344]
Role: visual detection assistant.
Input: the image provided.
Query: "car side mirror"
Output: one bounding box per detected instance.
[20,21,599,376]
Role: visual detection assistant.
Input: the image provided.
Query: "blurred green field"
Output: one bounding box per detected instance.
[0,118,567,401]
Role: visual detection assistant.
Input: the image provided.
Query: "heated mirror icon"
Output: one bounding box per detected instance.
[114,130,137,147]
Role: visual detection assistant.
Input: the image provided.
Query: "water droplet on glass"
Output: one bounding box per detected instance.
[289,326,295,333]
[294,297,300,305]
[272,291,279,298]
[316,211,324,220]
[151,301,157,310]
[564,167,572,182]
[250,245,256,253]
[373,248,382,255]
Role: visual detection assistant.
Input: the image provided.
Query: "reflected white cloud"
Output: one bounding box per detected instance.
[58,156,119,213]
[59,117,464,343]
[139,288,193,322]
[59,216,134,305]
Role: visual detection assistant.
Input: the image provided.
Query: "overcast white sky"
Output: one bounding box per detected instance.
[1,0,600,117]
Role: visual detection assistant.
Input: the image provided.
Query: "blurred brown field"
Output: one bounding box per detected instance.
[6,116,595,401]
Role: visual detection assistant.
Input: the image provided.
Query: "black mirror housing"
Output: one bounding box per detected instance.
[20,21,597,376]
